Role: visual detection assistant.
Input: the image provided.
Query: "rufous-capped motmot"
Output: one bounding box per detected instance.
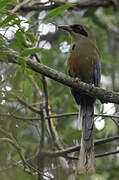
[58,24,101,174]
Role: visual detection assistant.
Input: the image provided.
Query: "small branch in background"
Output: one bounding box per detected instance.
[45,112,119,120]
[19,0,114,12]
[112,118,119,128]
[40,110,45,152]
[0,113,41,121]
[30,76,43,99]
[38,148,119,160]
[0,126,15,140]
[0,136,52,179]
[0,138,27,169]
[37,109,45,180]
[9,0,31,14]
[111,0,119,10]
[30,53,46,179]
[1,112,119,122]
[95,136,119,146]
[63,148,119,160]
[16,96,42,114]
[96,8,119,34]
[34,53,66,177]
[96,149,119,158]
[34,54,63,150]
[33,52,63,178]
[20,1,64,12]
[34,136,119,158]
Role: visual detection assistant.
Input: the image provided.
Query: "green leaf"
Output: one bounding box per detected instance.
[17,57,26,72]
[15,31,27,47]
[25,68,33,75]
[43,3,75,21]
[0,53,8,63]
[26,33,35,43]
[1,14,18,27]
[0,0,10,9]
[83,8,97,17]
[21,48,43,57]
[104,7,114,15]
[0,77,11,86]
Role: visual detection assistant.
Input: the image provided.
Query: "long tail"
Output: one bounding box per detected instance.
[77,97,95,174]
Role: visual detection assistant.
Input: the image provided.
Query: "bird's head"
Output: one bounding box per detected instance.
[58,24,96,44]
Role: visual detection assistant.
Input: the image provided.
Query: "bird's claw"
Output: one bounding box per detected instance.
[91,83,95,88]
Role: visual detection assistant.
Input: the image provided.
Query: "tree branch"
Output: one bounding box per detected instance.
[9,0,31,13]
[33,54,63,150]
[16,96,42,114]
[0,138,53,179]
[96,149,119,158]
[0,137,27,169]
[35,136,119,158]
[1,47,119,104]
[1,112,119,121]
[26,59,119,104]
[19,0,114,12]
[62,148,119,160]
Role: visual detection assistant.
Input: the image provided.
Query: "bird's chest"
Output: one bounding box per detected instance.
[67,44,97,82]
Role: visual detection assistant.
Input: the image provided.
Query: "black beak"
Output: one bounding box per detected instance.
[58,25,72,32]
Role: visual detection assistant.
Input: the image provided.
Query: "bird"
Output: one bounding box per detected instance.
[58,24,101,174]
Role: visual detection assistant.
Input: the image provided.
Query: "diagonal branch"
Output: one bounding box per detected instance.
[26,59,119,104]
[9,0,31,13]
[16,96,42,114]
[1,48,119,104]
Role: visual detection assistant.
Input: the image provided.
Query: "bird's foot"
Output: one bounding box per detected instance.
[91,83,95,88]
[89,83,95,88]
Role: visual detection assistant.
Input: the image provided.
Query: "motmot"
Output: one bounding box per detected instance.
[58,24,101,173]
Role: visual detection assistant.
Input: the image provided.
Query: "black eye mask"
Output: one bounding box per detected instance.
[70,25,88,37]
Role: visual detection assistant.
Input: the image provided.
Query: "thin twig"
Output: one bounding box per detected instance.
[34,54,63,150]
[63,149,119,160]
[0,138,26,169]
[96,149,119,158]
[35,136,119,157]
[16,96,42,114]
[9,0,32,13]
[112,118,119,128]
[0,113,40,121]
[0,127,14,139]
[0,138,53,179]
[1,112,119,121]
[37,109,45,180]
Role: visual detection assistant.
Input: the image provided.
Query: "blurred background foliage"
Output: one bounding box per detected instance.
[0,0,119,179]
